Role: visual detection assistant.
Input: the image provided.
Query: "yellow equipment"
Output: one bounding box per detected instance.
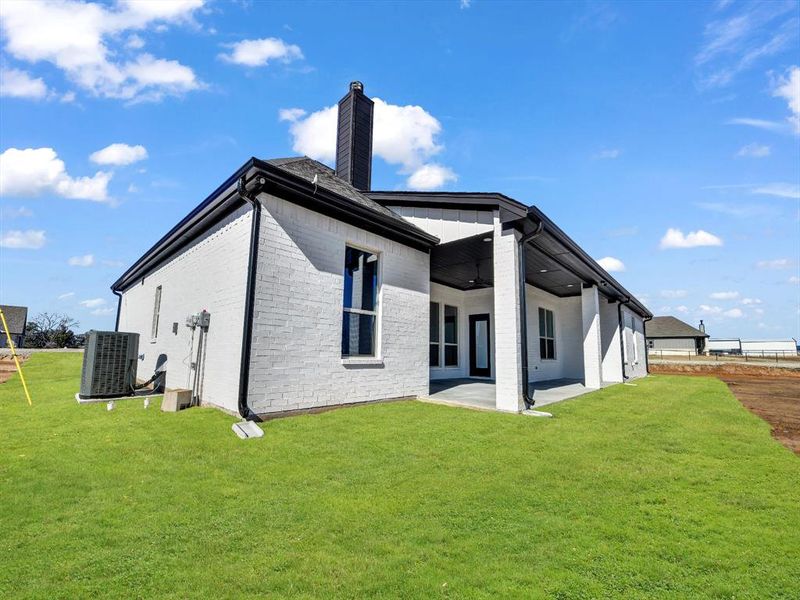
[0,306,32,406]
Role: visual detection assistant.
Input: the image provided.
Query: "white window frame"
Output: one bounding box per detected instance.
[538,306,556,360]
[341,243,382,359]
[443,304,459,367]
[429,301,441,367]
[151,285,162,342]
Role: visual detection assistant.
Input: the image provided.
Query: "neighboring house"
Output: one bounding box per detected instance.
[0,305,28,348]
[645,316,709,356]
[113,82,651,418]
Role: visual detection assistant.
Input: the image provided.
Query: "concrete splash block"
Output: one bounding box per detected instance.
[232,421,264,439]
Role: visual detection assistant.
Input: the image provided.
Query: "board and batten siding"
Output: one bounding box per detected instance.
[246,192,430,414]
[117,205,252,413]
[387,206,494,243]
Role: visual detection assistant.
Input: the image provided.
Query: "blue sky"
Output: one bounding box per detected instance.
[0,0,798,340]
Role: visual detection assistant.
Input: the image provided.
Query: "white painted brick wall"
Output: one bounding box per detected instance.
[599,298,623,383]
[492,222,524,412]
[525,285,584,382]
[246,192,430,414]
[581,285,603,389]
[622,308,648,379]
[118,205,251,413]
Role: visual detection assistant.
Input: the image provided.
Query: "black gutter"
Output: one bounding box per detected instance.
[236,173,267,421]
[518,220,545,409]
[643,315,653,374]
[617,298,628,380]
[113,289,122,332]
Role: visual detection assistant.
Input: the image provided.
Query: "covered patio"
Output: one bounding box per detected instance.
[425,377,603,411]
[425,204,648,413]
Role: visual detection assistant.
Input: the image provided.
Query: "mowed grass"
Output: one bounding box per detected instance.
[1,354,798,599]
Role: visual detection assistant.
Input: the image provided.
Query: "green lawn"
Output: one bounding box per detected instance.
[1,354,798,599]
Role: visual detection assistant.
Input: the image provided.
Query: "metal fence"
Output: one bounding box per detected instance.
[647,349,799,363]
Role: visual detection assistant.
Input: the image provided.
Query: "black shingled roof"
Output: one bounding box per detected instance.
[0,305,28,335]
[646,316,708,339]
[265,157,430,237]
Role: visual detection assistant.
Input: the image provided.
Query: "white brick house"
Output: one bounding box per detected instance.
[113,82,651,418]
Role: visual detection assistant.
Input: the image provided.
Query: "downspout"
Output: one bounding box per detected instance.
[237,174,266,421]
[113,289,123,332]
[617,298,628,380]
[643,315,653,374]
[518,220,544,409]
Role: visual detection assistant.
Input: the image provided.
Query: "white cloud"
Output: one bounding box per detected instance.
[0,0,204,103]
[460,0,471,8]
[694,3,798,89]
[58,292,75,300]
[726,117,790,133]
[219,37,303,67]
[60,91,76,103]
[278,108,306,122]
[0,147,112,202]
[0,67,48,99]
[756,258,790,269]
[675,305,689,313]
[79,298,106,308]
[91,307,115,316]
[751,182,800,199]
[790,276,800,285]
[592,148,621,159]
[68,254,95,267]
[723,308,743,318]
[753,308,765,315]
[659,228,723,249]
[90,143,148,166]
[0,205,33,219]
[126,34,145,50]
[281,96,457,189]
[661,289,688,299]
[699,304,722,315]
[735,143,770,157]
[406,164,457,190]
[741,297,762,305]
[0,229,46,249]
[772,65,800,134]
[596,256,625,272]
[710,291,739,300]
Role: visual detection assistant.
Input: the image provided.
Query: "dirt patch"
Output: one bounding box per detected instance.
[650,362,800,379]
[0,355,26,384]
[722,377,800,455]
[653,363,800,455]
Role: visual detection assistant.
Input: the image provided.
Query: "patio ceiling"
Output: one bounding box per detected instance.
[430,231,587,298]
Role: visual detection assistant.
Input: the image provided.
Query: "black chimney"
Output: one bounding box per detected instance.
[699,319,705,333]
[335,81,374,190]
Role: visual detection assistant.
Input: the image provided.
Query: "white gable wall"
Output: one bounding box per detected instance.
[117,205,252,413]
[247,192,430,414]
[387,206,494,243]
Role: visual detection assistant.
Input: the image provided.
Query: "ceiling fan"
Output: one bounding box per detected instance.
[466,261,491,290]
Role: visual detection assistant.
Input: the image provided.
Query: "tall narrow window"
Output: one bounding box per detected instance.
[429,302,440,367]
[342,246,379,357]
[538,307,556,360]
[444,304,458,366]
[151,285,162,341]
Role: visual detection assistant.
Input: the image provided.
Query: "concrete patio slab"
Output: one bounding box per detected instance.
[423,377,611,411]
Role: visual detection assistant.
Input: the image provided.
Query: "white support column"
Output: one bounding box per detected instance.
[581,285,603,390]
[493,220,524,412]
[600,300,624,383]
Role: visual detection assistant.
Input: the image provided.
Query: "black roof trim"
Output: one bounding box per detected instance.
[366,191,528,222]
[111,158,439,293]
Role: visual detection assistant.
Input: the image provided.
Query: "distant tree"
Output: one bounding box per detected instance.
[24,313,80,348]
